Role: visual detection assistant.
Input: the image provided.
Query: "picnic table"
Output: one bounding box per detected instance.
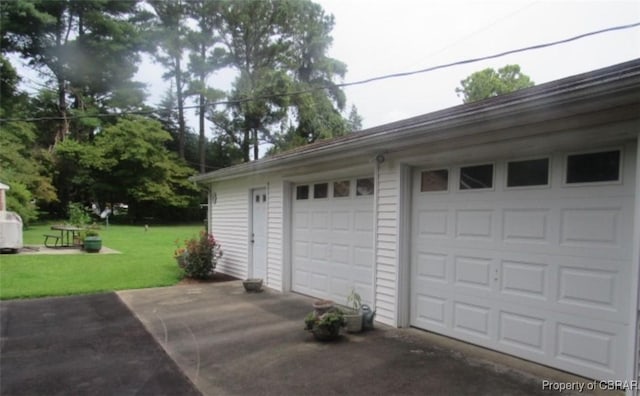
[44,225,83,248]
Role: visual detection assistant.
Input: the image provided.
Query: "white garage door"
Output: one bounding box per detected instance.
[292,177,375,305]
[411,148,635,380]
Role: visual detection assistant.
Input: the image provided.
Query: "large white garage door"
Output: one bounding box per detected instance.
[411,148,635,380]
[292,177,375,305]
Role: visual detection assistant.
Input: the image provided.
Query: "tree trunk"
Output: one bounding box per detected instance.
[252,129,259,160]
[199,92,206,172]
[175,57,186,160]
[242,130,250,162]
[198,44,206,173]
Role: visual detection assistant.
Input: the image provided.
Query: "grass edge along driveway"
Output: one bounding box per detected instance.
[0,224,203,300]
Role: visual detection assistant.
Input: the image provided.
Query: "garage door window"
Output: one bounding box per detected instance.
[421,169,448,192]
[460,164,493,190]
[314,183,328,199]
[356,178,374,196]
[333,180,350,197]
[296,185,309,200]
[566,150,621,184]
[507,158,549,188]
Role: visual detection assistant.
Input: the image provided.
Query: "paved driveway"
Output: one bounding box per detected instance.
[118,281,606,396]
[0,293,200,396]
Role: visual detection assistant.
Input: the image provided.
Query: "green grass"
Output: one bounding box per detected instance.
[0,223,204,300]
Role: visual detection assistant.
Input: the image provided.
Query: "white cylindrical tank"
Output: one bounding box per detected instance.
[0,182,24,253]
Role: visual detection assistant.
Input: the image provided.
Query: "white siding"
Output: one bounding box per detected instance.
[210,178,250,280]
[374,160,402,325]
[209,176,285,290]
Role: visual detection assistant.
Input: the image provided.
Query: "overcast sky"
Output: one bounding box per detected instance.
[10,0,621,135]
[310,0,640,128]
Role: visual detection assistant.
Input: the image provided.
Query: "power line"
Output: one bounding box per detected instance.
[338,21,640,88]
[2,21,639,123]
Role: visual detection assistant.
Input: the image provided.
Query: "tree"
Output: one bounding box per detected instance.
[210,0,351,161]
[210,0,293,161]
[286,0,350,145]
[346,104,363,132]
[185,0,226,173]
[455,64,534,103]
[55,116,199,221]
[0,56,57,224]
[1,0,150,147]
[149,0,191,159]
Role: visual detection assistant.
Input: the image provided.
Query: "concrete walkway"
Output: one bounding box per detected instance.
[118,281,609,396]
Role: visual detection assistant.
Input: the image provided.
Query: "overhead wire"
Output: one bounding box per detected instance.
[1,21,639,123]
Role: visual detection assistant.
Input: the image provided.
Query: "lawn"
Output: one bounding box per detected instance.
[0,223,204,300]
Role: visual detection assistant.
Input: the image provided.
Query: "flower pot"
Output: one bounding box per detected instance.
[84,236,102,253]
[312,325,341,341]
[312,300,334,315]
[243,278,263,292]
[344,311,363,333]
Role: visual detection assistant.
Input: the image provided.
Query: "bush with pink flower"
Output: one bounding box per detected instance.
[174,231,223,279]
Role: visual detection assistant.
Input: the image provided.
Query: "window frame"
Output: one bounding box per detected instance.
[313,182,329,199]
[295,185,310,200]
[457,163,495,192]
[563,148,623,187]
[355,177,375,197]
[505,156,551,190]
[333,180,351,198]
[418,168,450,193]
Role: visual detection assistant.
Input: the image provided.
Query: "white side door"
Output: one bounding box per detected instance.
[251,188,267,280]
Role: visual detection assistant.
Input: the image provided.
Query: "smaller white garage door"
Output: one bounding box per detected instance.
[411,147,635,381]
[292,177,375,305]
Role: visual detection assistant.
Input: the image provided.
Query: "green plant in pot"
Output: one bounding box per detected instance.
[304,307,345,341]
[343,289,363,333]
[83,229,102,253]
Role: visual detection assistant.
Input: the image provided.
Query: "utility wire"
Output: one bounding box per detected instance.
[1,21,639,123]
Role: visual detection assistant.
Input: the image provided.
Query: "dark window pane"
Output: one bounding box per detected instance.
[507,158,549,187]
[421,169,448,192]
[356,178,374,196]
[255,195,260,202]
[296,185,309,200]
[314,183,328,199]
[262,194,267,202]
[460,164,493,190]
[333,180,350,197]
[567,150,620,183]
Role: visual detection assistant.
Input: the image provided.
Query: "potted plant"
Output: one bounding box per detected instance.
[304,308,345,341]
[343,289,363,333]
[83,229,102,253]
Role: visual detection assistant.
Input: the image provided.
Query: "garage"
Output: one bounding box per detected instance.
[292,176,375,304]
[410,145,636,380]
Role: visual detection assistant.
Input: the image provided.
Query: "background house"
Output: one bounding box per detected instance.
[192,59,640,382]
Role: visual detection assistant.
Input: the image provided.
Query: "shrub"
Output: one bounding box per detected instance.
[68,202,91,226]
[174,231,223,279]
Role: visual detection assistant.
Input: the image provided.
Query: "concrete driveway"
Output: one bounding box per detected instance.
[118,281,606,396]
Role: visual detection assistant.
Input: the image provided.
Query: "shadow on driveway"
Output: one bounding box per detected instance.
[0,293,200,396]
[119,281,601,396]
